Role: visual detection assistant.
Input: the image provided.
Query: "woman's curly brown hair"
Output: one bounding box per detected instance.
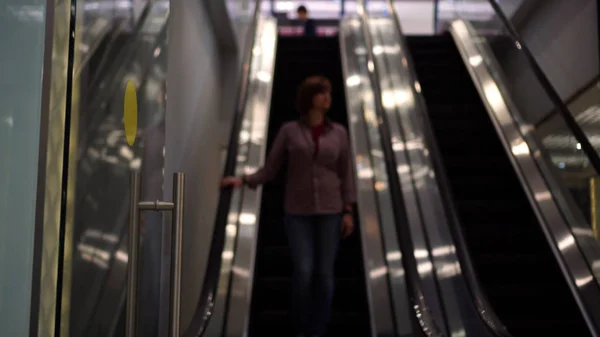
[296,75,331,115]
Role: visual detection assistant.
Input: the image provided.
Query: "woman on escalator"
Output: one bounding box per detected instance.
[221,75,356,337]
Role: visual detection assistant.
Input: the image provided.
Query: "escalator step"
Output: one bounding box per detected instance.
[255,245,364,278]
[253,311,370,337]
[253,277,366,312]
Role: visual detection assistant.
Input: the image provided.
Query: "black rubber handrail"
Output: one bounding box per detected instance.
[385,1,513,336]
[182,2,262,336]
[358,7,446,337]
[484,0,600,176]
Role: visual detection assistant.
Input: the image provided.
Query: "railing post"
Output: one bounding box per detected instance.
[126,172,142,337]
[169,173,185,337]
[126,171,185,337]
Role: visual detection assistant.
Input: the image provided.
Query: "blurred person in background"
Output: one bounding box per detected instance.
[297,5,316,37]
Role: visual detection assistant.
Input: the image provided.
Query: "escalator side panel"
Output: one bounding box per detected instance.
[448,20,600,334]
[406,34,591,336]
[340,18,412,337]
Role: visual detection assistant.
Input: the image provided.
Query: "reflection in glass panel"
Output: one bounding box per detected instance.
[537,81,600,227]
[434,7,600,300]
[67,1,170,336]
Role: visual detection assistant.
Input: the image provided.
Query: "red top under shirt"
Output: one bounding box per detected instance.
[311,123,325,156]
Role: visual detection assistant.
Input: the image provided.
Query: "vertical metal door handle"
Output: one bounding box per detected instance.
[170,172,185,337]
[127,171,185,337]
[126,172,141,337]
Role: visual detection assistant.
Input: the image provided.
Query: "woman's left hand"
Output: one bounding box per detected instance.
[341,214,355,239]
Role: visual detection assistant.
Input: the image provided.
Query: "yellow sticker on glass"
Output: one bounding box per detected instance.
[124,80,138,146]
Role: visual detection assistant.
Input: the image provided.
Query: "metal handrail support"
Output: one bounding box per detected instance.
[127,171,185,337]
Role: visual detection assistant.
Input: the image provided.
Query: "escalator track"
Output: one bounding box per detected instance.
[247,35,371,337]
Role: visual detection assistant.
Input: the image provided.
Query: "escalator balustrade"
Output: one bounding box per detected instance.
[406,34,591,337]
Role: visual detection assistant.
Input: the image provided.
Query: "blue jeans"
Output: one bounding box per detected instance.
[284,214,342,336]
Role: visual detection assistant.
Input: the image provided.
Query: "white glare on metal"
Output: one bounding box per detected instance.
[417,261,433,274]
[386,251,402,261]
[154,47,161,57]
[414,249,429,258]
[232,266,250,278]
[576,143,582,150]
[130,157,141,170]
[397,165,410,174]
[387,44,401,55]
[243,165,257,175]
[115,250,128,263]
[511,141,530,156]
[370,149,384,158]
[414,81,422,93]
[80,43,90,53]
[239,213,256,225]
[362,90,374,104]
[392,142,405,151]
[374,181,387,191]
[368,61,374,72]
[256,71,272,83]
[346,74,361,87]
[357,167,374,179]
[395,89,412,105]
[382,90,395,109]
[120,145,134,160]
[222,251,234,260]
[515,41,522,49]
[432,245,455,257]
[228,212,239,224]
[483,82,505,114]
[576,276,593,287]
[381,89,411,108]
[226,224,237,236]
[437,262,461,280]
[534,191,551,201]
[355,47,367,55]
[390,268,405,278]
[372,45,384,55]
[239,130,250,143]
[469,55,482,66]
[558,235,575,251]
[369,266,387,279]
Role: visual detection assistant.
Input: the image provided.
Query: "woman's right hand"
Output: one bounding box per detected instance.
[221,176,244,189]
